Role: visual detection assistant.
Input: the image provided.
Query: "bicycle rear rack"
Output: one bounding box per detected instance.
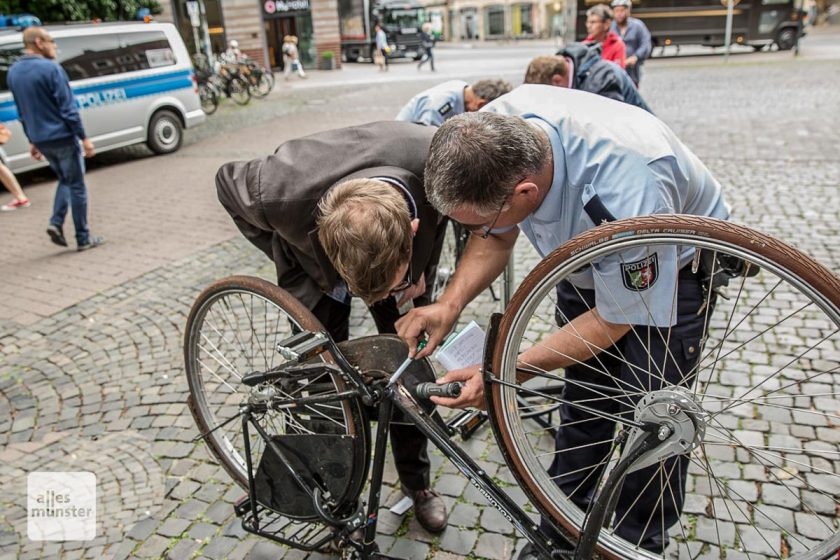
[234,495,339,552]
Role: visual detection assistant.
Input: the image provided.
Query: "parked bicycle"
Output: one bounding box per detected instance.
[185,216,840,559]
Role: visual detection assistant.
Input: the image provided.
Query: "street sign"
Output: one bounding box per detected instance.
[186,1,200,27]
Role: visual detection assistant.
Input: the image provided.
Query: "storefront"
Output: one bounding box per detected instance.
[262,0,315,69]
[171,0,226,58]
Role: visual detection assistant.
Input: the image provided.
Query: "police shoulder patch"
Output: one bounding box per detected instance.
[438,102,453,116]
[621,253,658,291]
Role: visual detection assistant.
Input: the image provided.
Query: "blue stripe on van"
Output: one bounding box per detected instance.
[0,69,194,122]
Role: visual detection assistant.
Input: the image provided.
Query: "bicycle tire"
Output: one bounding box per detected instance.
[227,76,251,105]
[489,216,840,560]
[431,221,469,302]
[250,71,274,98]
[184,275,368,514]
[198,83,218,115]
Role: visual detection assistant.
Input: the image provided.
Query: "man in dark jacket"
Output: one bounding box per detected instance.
[215,121,449,533]
[7,26,104,251]
[523,43,652,113]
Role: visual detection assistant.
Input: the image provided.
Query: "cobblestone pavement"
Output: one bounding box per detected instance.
[1,29,840,560]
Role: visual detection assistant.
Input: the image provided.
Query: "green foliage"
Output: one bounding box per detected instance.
[321,50,335,60]
[0,0,162,23]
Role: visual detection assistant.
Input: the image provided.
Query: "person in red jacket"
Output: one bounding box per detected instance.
[584,3,626,68]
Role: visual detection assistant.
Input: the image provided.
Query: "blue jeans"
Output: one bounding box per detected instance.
[38,139,89,246]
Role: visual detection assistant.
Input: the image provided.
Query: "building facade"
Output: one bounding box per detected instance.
[159,0,341,69]
[446,0,568,41]
[158,0,571,69]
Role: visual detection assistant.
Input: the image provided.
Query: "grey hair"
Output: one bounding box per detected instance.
[587,3,614,21]
[470,79,513,105]
[425,112,549,216]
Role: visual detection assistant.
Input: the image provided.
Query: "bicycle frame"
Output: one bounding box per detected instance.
[234,331,572,559]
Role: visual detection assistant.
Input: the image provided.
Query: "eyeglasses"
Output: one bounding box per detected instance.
[458,197,508,240]
[389,261,413,296]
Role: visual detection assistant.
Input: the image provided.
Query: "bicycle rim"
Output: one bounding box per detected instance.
[184,276,365,507]
[490,216,840,560]
[229,78,250,105]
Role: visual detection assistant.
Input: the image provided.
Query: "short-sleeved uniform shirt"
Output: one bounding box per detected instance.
[395,80,467,127]
[482,85,730,327]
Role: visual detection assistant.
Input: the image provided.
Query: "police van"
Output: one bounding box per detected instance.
[0,22,205,173]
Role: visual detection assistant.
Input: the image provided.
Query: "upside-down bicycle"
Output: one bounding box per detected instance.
[185,216,840,559]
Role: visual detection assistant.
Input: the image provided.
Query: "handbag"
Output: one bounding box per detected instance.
[373,50,385,65]
[0,124,11,145]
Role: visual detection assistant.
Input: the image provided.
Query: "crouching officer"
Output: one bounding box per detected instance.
[215,121,449,533]
[396,78,512,127]
[396,86,730,555]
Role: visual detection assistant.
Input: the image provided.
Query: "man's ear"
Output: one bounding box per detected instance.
[410,218,420,236]
[475,98,488,110]
[513,181,540,204]
[551,74,567,88]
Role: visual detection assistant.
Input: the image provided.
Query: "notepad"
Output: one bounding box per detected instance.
[434,320,486,371]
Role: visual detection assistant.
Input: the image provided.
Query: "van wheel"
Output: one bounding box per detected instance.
[775,27,797,50]
[147,110,183,155]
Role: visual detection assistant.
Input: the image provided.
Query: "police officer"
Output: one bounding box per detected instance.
[396,85,730,555]
[395,79,511,127]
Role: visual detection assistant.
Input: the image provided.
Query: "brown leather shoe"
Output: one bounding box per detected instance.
[410,488,448,533]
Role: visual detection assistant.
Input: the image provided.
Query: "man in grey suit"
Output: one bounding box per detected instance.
[215,121,449,533]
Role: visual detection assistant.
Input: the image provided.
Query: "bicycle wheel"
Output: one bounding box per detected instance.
[489,216,840,560]
[227,76,251,105]
[249,70,274,98]
[198,83,218,115]
[184,276,368,508]
[431,221,469,302]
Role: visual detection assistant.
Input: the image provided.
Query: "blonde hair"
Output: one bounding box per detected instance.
[317,179,413,304]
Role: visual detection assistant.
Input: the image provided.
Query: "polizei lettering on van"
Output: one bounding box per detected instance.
[75,88,128,109]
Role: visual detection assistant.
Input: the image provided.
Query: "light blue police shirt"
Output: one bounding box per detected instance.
[395,80,468,127]
[482,85,730,327]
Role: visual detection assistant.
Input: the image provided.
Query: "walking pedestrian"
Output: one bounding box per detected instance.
[216,121,450,535]
[585,3,626,67]
[375,23,389,71]
[282,35,307,80]
[0,123,30,211]
[396,79,511,126]
[611,0,652,85]
[7,26,104,250]
[417,23,436,71]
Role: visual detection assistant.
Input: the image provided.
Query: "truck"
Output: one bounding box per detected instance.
[339,0,426,62]
[576,0,805,51]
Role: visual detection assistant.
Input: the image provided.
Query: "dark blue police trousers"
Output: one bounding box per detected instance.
[542,266,708,552]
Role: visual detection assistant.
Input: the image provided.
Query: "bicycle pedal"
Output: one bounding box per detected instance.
[275,330,329,363]
[447,409,487,440]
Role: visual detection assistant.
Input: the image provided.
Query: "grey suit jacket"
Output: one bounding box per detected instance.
[216,121,442,309]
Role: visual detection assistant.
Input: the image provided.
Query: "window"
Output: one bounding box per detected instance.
[486,6,506,37]
[0,42,24,92]
[57,31,174,81]
[513,4,533,36]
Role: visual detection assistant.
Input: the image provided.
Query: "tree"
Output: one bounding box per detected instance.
[0,0,162,23]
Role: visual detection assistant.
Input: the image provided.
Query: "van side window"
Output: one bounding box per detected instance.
[118,32,176,70]
[0,43,25,93]
[56,31,175,81]
[57,34,123,80]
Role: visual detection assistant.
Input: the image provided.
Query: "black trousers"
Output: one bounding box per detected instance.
[542,267,708,552]
[311,294,431,492]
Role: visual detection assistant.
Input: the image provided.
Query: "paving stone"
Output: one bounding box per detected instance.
[439,527,478,555]
[201,536,239,560]
[166,538,202,559]
[387,537,430,560]
[126,518,159,541]
[157,517,191,538]
[134,534,170,558]
[474,532,517,560]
